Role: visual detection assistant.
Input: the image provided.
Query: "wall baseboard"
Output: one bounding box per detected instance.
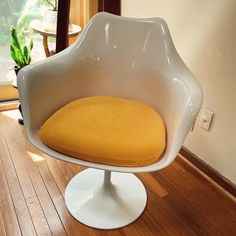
[180,146,236,198]
[0,101,18,111]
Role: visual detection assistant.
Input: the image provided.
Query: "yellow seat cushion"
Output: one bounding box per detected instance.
[39,96,166,167]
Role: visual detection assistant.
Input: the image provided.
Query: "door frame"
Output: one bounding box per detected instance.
[98,0,121,15]
[56,0,121,52]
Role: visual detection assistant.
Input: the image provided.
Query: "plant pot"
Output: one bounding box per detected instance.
[13,66,24,125]
[42,9,73,33]
[42,10,58,32]
[14,66,21,76]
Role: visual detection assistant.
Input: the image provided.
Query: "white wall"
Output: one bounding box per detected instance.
[122,0,236,184]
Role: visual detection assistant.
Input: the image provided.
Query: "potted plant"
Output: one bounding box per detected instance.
[10,26,33,75]
[40,0,58,32]
[10,27,33,125]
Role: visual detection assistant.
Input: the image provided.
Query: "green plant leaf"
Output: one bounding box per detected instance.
[18,33,25,52]
[23,46,30,65]
[10,45,24,67]
[10,26,33,68]
[29,37,33,50]
[11,28,23,55]
[10,45,18,62]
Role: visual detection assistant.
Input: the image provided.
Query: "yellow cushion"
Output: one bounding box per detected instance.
[39,96,166,167]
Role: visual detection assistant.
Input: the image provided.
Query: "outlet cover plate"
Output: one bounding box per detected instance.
[199,108,214,131]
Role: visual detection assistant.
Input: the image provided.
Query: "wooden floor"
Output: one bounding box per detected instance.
[0,110,236,236]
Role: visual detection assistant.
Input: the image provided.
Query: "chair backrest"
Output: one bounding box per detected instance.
[18,13,203,172]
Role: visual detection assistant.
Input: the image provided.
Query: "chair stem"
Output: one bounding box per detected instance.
[103,170,112,186]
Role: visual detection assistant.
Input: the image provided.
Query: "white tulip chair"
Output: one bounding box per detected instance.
[17,12,203,229]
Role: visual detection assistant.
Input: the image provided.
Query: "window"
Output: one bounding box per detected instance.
[0,0,46,102]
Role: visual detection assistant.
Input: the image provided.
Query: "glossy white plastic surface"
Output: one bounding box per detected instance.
[65,169,147,229]
[17,12,203,173]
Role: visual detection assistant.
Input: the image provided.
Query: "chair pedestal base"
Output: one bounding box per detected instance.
[65,168,147,229]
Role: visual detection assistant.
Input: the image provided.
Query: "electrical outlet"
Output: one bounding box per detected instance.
[199,108,214,131]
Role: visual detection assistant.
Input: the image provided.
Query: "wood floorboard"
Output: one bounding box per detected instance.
[26,196,52,236]
[0,205,22,236]
[36,160,86,236]
[1,110,236,236]
[145,189,196,236]
[0,209,7,236]
[4,135,35,199]
[43,156,70,197]
[0,112,67,235]
[176,157,236,213]
[172,158,236,230]
[55,160,75,182]
[138,173,168,198]
[154,169,228,235]
[0,138,37,236]
[0,161,22,236]
[22,154,67,236]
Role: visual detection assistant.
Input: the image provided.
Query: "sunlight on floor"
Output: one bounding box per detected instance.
[27,151,45,162]
[2,109,22,121]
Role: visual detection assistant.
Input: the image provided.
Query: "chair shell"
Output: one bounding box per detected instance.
[18,12,203,173]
